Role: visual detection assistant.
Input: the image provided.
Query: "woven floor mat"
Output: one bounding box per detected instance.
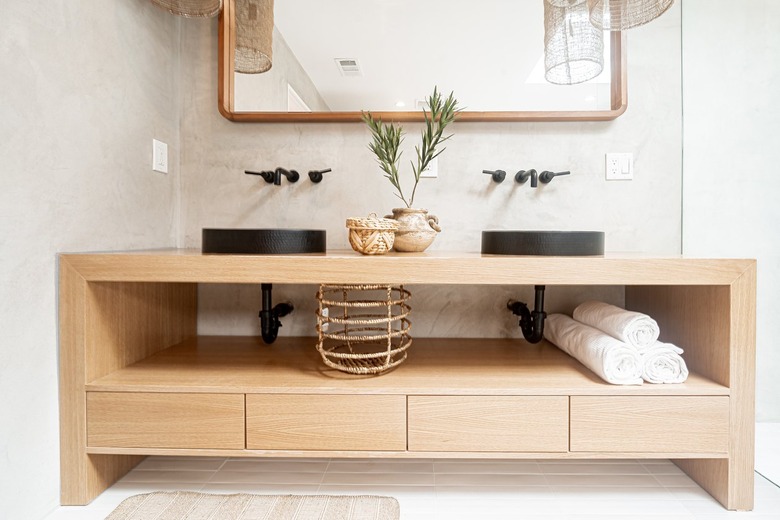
[105,491,400,520]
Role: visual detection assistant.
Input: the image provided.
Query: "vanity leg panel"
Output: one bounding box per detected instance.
[676,266,756,510]
[59,258,198,504]
[626,265,756,510]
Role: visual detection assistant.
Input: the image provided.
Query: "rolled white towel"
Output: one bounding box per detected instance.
[544,313,643,385]
[573,300,660,353]
[642,341,689,384]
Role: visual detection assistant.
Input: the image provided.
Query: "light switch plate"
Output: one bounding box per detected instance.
[153,139,168,174]
[606,152,633,180]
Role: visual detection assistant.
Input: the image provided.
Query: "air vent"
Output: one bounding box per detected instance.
[335,58,362,77]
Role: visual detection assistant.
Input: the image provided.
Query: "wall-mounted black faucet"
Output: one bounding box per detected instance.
[245,168,300,185]
[483,169,506,183]
[308,168,332,183]
[507,285,547,344]
[514,169,538,188]
[273,167,299,185]
[259,283,293,344]
[539,170,571,184]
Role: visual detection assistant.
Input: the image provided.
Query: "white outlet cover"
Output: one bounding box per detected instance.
[606,152,633,180]
[153,139,168,174]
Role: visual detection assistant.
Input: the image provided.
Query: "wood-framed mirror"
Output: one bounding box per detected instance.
[218,0,627,122]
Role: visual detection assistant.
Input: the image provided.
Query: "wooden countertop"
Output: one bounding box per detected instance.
[60,249,755,285]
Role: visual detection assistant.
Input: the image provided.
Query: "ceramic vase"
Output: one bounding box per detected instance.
[386,208,441,252]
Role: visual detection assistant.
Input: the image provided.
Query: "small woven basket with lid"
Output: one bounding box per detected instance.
[346,213,398,255]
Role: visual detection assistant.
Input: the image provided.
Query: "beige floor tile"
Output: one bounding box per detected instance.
[118,470,215,483]
[435,473,547,486]
[327,460,434,473]
[208,470,325,485]
[541,463,649,475]
[434,461,541,474]
[321,472,434,486]
[220,459,330,473]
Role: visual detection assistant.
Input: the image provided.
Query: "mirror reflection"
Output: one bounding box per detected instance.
[223,0,624,120]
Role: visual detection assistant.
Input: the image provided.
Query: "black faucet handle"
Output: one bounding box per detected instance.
[514,169,537,184]
[245,170,276,183]
[539,170,571,184]
[308,168,332,183]
[482,169,506,183]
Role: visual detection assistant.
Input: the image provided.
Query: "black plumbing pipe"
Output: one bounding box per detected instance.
[507,285,547,344]
[259,283,293,344]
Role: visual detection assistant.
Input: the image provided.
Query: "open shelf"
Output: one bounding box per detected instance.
[87,336,728,396]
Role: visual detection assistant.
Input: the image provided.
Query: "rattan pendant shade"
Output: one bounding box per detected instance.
[235,0,274,74]
[588,0,675,30]
[544,0,604,85]
[150,0,222,18]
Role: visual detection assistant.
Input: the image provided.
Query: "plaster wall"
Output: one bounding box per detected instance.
[0,1,181,517]
[180,6,682,339]
[682,0,780,421]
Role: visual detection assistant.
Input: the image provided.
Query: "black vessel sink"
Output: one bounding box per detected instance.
[202,228,326,254]
[481,230,604,256]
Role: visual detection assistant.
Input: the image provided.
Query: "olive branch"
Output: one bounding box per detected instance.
[363,87,460,208]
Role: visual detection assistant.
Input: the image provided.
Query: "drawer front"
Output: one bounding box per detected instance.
[408,396,569,452]
[246,394,406,451]
[570,396,729,453]
[87,392,245,449]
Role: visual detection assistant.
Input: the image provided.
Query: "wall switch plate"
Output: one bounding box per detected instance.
[153,139,168,173]
[606,152,633,180]
[420,157,438,178]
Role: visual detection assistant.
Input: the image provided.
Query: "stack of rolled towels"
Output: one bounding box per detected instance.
[543,300,689,385]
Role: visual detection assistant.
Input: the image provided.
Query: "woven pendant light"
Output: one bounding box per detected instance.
[234,0,274,74]
[150,0,222,18]
[588,0,675,30]
[544,0,604,85]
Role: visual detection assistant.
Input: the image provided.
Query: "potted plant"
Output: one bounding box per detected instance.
[363,87,460,252]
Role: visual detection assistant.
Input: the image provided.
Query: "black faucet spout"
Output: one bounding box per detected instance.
[275,167,300,185]
[514,169,538,187]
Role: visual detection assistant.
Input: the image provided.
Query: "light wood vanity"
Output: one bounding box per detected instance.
[59,250,756,510]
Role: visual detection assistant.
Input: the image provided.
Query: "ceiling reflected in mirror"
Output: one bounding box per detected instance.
[218,0,627,122]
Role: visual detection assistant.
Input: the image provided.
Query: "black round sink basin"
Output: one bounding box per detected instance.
[481,230,604,256]
[202,228,326,254]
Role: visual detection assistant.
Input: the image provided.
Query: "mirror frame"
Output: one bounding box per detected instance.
[218,0,627,123]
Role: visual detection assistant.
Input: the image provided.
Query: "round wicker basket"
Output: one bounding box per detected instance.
[315,284,411,375]
[346,214,398,255]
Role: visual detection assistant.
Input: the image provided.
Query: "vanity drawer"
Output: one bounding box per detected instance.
[408,396,569,452]
[570,396,729,453]
[86,392,245,449]
[246,394,406,451]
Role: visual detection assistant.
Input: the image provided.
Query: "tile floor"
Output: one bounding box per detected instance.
[44,456,780,520]
[755,423,780,487]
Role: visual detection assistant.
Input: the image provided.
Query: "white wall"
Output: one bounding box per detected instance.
[682,0,780,421]
[0,1,181,518]
[180,5,683,338]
